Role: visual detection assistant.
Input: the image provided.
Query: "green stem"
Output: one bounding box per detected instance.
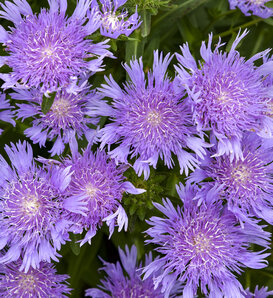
[212,18,262,40]
[152,0,208,27]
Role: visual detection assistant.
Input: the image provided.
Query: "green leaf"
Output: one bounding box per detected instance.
[125,30,144,63]
[110,39,117,51]
[140,10,151,38]
[263,18,273,26]
[41,91,56,114]
[69,234,81,256]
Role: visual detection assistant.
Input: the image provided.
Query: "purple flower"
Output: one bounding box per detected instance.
[0,259,71,297]
[0,141,73,272]
[14,82,104,156]
[244,286,273,298]
[97,51,209,179]
[143,183,270,297]
[188,132,273,224]
[0,92,15,135]
[229,0,273,18]
[85,245,180,297]
[92,0,141,39]
[175,30,273,160]
[62,147,145,246]
[0,0,112,91]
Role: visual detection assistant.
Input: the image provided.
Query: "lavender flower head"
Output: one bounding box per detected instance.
[62,147,145,246]
[175,30,273,160]
[188,132,273,225]
[143,183,270,297]
[0,141,73,272]
[86,245,175,297]
[244,286,273,298]
[0,0,112,91]
[229,0,273,18]
[0,92,15,135]
[97,51,209,179]
[14,82,103,156]
[0,259,71,297]
[92,0,141,39]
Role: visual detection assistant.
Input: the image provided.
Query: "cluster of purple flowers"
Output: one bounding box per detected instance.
[0,0,142,295]
[229,0,273,18]
[1,0,273,297]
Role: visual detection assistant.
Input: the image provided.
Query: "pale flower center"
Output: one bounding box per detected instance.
[146,110,162,126]
[249,0,266,4]
[41,46,54,57]
[22,194,40,215]
[103,14,119,30]
[85,183,98,198]
[193,233,211,254]
[217,91,230,102]
[50,98,71,117]
[231,164,250,183]
[18,273,37,291]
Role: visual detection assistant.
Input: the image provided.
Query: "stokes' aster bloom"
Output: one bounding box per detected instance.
[175,30,272,160]
[143,184,270,297]
[0,259,71,297]
[0,141,72,272]
[97,51,209,179]
[188,132,273,224]
[86,245,180,297]
[244,286,273,298]
[229,0,273,18]
[14,82,103,156]
[0,92,15,135]
[92,0,141,38]
[62,147,144,246]
[0,0,112,91]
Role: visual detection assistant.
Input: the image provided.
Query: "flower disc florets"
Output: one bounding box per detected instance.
[0,141,72,272]
[0,259,71,297]
[0,0,111,91]
[97,51,209,179]
[14,84,102,155]
[229,0,273,18]
[175,30,272,159]
[144,183,270,297]
[62,148,144,245]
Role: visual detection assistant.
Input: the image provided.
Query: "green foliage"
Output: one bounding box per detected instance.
[41,91,56,114]
[127,0,171,14]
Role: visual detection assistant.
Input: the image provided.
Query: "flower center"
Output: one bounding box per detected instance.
[231,164,250,184]
[85,183,98,198]
[250,0,266,4]
[102,13,119,30]
[50,98,71,117]
[146,110,162,126]
[41,46,55,58]
[217,91,230,103]
[18,272,37,292]
[22,194,40,215]
[193,232,211,254]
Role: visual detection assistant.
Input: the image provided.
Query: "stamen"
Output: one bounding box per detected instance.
[146,110,162,126]
[50,98,71,117]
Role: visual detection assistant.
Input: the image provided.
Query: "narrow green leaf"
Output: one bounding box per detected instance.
[41,91,56,114]
[125,30,143,63]
[69,234,81,256]
[140,10,151,38]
